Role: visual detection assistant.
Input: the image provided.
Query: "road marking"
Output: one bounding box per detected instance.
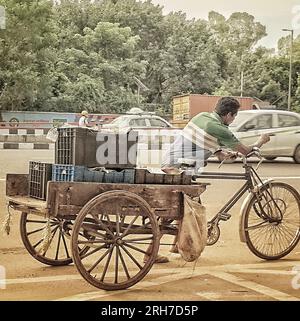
[55,270,205,301]
[263,176,300,180]
[207,271,300,301]
[6,261,297,285]
[222,260,300,270]
[55,262,300,301]
[225,268,296,276]
[196,291,256,301]
[6,274,83,285]
[5,261,300,301]
[5,268,173,286]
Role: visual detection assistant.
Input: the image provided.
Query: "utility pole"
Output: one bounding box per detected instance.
[240,70,244,97]
[282,29,294,111]
[133,76,149,107]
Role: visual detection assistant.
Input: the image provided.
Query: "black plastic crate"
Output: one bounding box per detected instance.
[84,168,135,184]
[55,127,98,167]
[96,131,138,169]
[135,169,192,185]
[29,161,52,200]
[55,128,138,169]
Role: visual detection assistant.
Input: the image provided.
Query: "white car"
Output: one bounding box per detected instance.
[101,109,173,129]
[229,110,300,163]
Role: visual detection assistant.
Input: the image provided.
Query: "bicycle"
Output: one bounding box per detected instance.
[191,147,300,260]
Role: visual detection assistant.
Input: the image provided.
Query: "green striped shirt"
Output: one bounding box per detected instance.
[182,112,240,152]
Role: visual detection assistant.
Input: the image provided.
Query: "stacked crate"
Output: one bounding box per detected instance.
[52,164,85,182]
[55,127,98,167]
[51,166,135,184]
[135,169,192,185]
[55,127,138,169]
[53,127,137,183]
[28,161,52,200]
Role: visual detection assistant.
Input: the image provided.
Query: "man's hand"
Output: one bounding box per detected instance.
[216,150,238,162]
[259,133,270,144]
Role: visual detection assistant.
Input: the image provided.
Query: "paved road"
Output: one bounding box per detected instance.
[1,150,300,301]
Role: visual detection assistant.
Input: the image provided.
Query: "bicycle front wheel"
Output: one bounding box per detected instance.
[243,182,300,260]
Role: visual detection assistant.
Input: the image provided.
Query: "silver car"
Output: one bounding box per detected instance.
[101,112,173,129]
[229,110,300,163]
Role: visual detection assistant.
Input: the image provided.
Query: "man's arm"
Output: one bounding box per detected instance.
[234,134,270,155]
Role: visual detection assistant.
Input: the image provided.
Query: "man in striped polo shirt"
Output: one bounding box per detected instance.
[162,97,270,174]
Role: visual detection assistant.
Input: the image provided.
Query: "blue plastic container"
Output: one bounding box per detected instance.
[52,164,85,182]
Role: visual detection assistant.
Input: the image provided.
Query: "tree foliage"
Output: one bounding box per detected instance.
[0,0,299,114]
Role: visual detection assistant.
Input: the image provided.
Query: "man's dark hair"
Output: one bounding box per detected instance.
[215,97,240,116]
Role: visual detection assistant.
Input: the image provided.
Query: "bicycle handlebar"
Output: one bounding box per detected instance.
[218,147,263,169]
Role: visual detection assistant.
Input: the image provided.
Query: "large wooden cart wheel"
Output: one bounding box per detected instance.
[20,212,91,266]
[71,190,160,291]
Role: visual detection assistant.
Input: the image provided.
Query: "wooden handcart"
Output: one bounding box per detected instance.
[6,173,207,290]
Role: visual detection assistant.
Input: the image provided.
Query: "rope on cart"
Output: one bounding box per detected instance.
[2,205,13,235]
[39,218,52,254]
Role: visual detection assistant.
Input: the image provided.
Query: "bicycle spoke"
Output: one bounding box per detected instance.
[245,183,300,259]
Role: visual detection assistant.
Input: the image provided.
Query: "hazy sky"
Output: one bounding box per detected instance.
[150,0,300,48]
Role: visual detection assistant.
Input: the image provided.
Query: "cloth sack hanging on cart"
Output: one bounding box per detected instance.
[177,194,207,262]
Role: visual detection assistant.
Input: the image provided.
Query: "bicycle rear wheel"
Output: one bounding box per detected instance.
[243,182,300,260]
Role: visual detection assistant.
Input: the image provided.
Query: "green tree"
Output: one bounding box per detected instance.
[0,0,56,111]
[50,21,146,113]
[208,11,267,96]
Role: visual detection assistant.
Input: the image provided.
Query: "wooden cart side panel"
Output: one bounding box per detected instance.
[6,174,29,196]
[46,181,206,218]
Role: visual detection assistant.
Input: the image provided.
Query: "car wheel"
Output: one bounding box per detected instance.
[293,145,300,164]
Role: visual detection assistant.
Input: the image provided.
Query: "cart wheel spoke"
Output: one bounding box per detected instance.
[61,231,70,259]
[87,247,112,274]
[27,227,47,236]
[119,243,143,270]
[80,244,108,260]
[54,228,62,260]
[20,213,74,266]
[120,215,139,238]
[41,227,59,257]
[100,247,114,282]
[71,191,160,290]
[118,246,131,280]
[33,225,58,250]
[26,219,47,224]
[122,242,149,255]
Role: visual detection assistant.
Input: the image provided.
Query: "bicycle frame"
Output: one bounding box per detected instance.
[193,160,283,225]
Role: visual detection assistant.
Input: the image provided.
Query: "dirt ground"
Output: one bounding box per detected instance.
[1,150,300,301]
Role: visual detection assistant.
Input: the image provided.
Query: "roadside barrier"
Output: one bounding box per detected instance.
[0,127,182,168]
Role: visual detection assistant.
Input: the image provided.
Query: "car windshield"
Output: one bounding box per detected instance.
[110,116,128,126]
[230,112,253,128]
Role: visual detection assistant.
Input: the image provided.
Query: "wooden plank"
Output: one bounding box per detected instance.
[7,196,47,215]
[6,174,29,196]
[46,181,206,218]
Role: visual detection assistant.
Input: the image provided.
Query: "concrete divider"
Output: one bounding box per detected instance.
[0,128,180,168]
[0,128,53,149]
